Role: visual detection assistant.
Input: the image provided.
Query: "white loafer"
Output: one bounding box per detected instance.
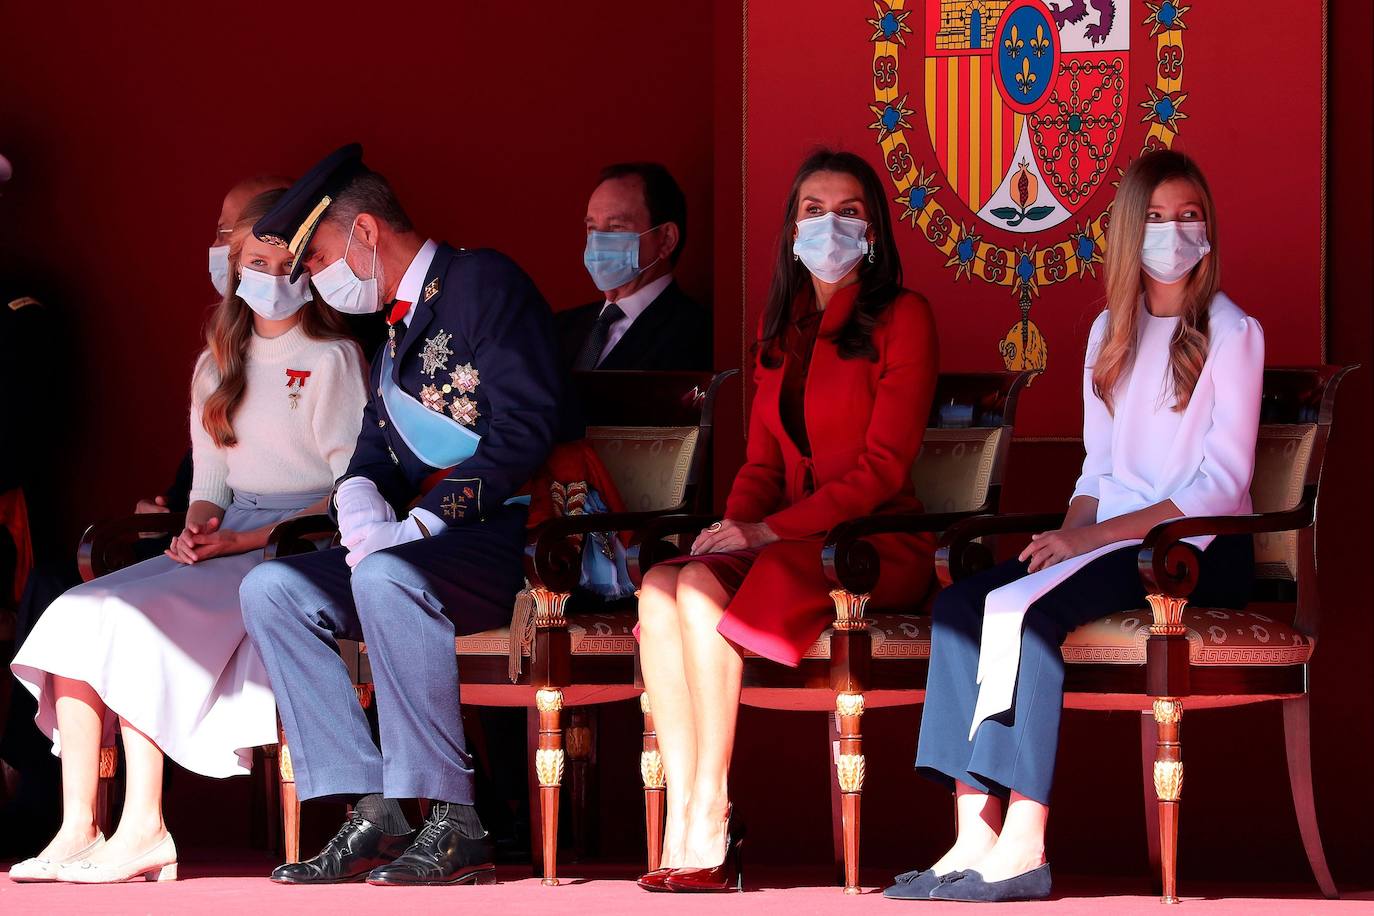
[59,833,177,884]
[9,833,107,882]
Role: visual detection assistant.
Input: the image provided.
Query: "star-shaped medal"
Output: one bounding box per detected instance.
[449,396,480,427]
[420,384,446,413]
[450,363,480,394]
[419,330,454,378]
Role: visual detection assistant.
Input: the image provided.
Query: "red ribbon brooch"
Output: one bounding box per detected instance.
[285,369,311,409]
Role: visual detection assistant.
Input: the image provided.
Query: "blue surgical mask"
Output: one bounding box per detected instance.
[583,226,662,292]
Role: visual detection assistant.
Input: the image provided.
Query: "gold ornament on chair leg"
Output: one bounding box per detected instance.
[536,748,565,788]
[1146,594,1189,636]
[828,589,871,631]
[278,742,295,782]
[640,749,665,790]
[1152,698,1184,801]
[836,754,867,794]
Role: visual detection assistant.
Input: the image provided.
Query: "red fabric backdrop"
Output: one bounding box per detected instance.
[744,0,1325,437]
[0,2,715,555]
[0,0,1369,889]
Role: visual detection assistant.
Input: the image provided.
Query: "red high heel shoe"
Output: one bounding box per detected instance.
[663,807,745,893]
[636,866,675,892]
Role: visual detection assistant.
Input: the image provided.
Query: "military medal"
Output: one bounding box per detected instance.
[388,325,397,358]
[420,383,445,412]
[420,330,454,378]
[285,369,311,409]
[450,363,480,394]
[449,396,480,427]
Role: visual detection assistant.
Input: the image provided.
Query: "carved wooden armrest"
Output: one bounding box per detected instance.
[822,510,979,596]
[1136,501,1314,601]
[264,514,338,560]
[625,513,721,587]
[78,512,187,582]
[523,507,685,593]
[934,511,1067,587]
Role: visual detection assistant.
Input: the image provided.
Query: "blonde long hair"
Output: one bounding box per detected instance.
[197,189,352,446]
[1092,150,1220,413]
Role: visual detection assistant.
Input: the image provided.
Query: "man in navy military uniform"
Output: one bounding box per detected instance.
[239,144,569,886]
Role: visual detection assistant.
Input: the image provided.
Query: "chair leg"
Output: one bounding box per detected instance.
[566,707,595,861]
[1152,698,1183,905]
[96,745,117,837]
[1282,696,1338,898]
[640,692,665,871]
[835,691,866,896]
[828,712,845,885]
[261,744,283,856]
[1140,711,1162,890]
[277,723,300,864]
[534,687,565,887]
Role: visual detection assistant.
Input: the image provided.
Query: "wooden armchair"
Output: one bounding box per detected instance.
[267,369,737,884]
[628,371,1031,893]
[937,366,1353,904]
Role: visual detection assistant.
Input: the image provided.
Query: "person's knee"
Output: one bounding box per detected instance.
[351,548,414,598]
[676,564,726,630]
[239,560,300,628]
[932,580,982,627]
[638,569,679,634]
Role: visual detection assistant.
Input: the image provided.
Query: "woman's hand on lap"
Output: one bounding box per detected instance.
[1018,525,1103,573]
[165,517,241,564]
[690,519,779,556]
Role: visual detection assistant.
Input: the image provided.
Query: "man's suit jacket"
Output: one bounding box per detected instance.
[556,280,713,371]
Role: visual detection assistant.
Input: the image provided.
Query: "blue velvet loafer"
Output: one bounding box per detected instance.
[883,869,964,899]
[927,864,1052,902]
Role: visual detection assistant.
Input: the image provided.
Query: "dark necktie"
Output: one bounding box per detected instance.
[573,302,625,370]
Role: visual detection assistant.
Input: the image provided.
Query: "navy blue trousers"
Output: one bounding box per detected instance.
[239,506,526,804]
[915,535,1253,804]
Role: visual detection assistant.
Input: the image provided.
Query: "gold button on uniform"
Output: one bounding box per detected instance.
[378,419,387,428]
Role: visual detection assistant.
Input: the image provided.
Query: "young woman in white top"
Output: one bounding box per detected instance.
[887,150,1264,903]
[11,189,368,884]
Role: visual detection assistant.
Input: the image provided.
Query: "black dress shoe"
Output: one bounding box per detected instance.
[270,812,415,885]
[366,805,497,886]
[927,864,1052,902]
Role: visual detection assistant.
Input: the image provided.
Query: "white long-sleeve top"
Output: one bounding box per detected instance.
[1072,291,1265,528]
[189,324,368,508]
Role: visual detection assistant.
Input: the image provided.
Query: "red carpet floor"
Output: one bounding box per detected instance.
[2,853,1371,915]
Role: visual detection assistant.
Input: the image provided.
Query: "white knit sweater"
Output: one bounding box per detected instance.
[189,324,368,508]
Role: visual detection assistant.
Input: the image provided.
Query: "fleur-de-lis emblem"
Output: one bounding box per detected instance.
[1029,24,1049,57]
[1015,56,1037,95]
[1003,24,1023,58]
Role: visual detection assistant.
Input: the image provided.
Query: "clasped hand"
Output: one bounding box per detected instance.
[166,517,243,565]
[1018,525,1102,573]
[689,519,779,556]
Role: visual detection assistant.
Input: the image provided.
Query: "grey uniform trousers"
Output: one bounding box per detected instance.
[239,505,526,803]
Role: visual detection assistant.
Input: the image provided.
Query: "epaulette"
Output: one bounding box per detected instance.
[7,296,41,311]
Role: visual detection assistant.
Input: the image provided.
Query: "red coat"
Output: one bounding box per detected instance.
[717,284,938,665]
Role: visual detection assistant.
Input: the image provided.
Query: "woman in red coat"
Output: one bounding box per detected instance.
[637,149,938,892]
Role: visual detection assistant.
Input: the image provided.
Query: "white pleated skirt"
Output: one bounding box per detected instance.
[11,491,325,778]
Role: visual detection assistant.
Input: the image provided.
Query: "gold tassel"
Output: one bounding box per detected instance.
[509,586,536,683]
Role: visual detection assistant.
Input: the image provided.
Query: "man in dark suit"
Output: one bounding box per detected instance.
[557,162,712,371]
[240,144,570,887]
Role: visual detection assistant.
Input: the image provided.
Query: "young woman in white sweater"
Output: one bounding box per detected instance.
[11,189,368,884]
[887,151,1264,903]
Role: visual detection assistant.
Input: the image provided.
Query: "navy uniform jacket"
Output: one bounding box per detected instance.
[342,244,575,524]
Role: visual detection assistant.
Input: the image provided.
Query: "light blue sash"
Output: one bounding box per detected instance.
[380,347,530,508]
[380,346,481,470]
